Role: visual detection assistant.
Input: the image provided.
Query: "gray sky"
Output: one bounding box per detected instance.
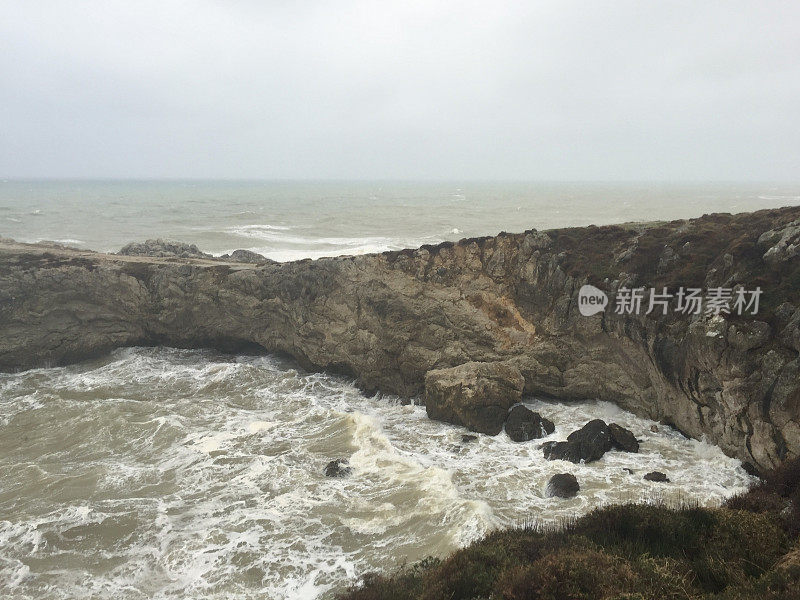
[1,1,799,180]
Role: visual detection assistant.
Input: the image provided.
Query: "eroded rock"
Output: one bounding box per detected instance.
[2,205,800,473]
[546,473,580,498]
[758,219,800,264]
[324,458,352,478]
[505,405,555,442]
[424,361,524,435]
[219,249,275,264]
[543,420,613,463]
[609,423,639,453]
[117,239,211,259]
[643,471,670,483]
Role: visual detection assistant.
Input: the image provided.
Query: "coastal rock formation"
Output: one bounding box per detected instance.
[505,405,555,442]
[324,458,352,477]
[545,473,580,498]
[609,423,639,453]
[117,238,212,259]
[543,419,613,463]
[1,206,800,472]
[424,362,524,435]
[643,471,670,483]
[218,249,275,264]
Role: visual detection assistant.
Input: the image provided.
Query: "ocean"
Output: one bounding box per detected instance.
[0,181,797,599]
[2,180,799,260]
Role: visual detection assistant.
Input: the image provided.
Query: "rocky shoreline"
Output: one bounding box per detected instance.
[1,206,799,472]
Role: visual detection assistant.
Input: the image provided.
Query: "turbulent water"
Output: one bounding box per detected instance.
[1,180,799,261]
[0,348,754,599]
[0,181,788,598]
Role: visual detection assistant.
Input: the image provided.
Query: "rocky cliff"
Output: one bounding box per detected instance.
[1,206,799,472]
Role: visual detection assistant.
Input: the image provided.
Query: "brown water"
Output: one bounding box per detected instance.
[0,347,755,599]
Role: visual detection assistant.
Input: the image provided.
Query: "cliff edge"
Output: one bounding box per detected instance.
[1,206,799,471]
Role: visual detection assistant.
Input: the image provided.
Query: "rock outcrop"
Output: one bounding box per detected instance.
[545,473,580,498]
[609,423,639,453]
[424,361,525,435]
[218,249,275,264]
[324,458,352,477]
[117,239,212,259]
[543,419,614,463]
[1,206,799,472]
[505,405,555,442]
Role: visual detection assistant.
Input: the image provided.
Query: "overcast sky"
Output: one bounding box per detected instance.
[1,1,799,180]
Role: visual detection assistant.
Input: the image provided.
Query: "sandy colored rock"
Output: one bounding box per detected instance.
[424,361,524,435]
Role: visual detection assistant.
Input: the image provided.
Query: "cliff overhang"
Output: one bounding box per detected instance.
[1,206,799,472]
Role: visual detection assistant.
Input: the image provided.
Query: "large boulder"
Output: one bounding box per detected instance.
[505,405,555,442]
[546,473,580,498]
[542,419,613,463]
[609,423,639,453]
[424,361,524,435]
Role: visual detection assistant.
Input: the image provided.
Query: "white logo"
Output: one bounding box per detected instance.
[578,284,608,316]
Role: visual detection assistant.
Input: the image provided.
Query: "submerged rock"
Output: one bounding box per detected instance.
[461,434,478,443]
[546,473,580,498]
[609,423,639,453]
[505,405,555,442]
[644,471,670,483]
[424,361,524,435]
[543,419,612,463]
[324,458,352,478]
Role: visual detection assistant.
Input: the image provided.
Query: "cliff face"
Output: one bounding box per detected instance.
[1,206,799,471]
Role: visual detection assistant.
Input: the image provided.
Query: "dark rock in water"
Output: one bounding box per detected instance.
[644,471,670,483]
[543,419,612,463]
[650,425,659,433]
[609,423,639,453]
[219,249,275,264]
[623,468,635,474]
[541,441,572,461]
[424,361,524,435]
[324,458,352,478]
[117,238,212,259]
[505,405,555,442]
[461,434,478,443]
[546,473,580,498]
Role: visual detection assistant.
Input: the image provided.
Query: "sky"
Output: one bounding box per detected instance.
[1,1,799,181]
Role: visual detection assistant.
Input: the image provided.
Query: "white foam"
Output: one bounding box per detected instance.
[0,347,757,600]
[247,420,277,433]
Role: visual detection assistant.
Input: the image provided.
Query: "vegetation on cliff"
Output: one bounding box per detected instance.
[337,458,800,600]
